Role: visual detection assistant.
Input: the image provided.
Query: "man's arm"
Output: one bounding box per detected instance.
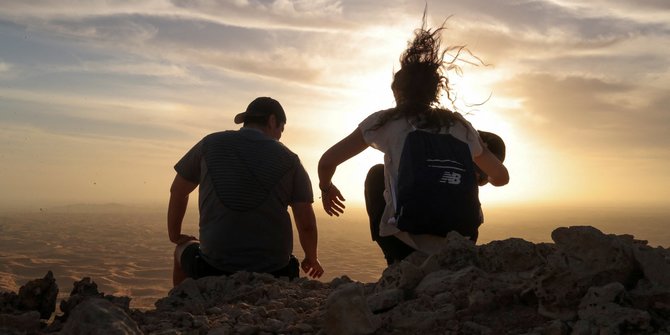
[291,202,324,278]
[167,174,199,244]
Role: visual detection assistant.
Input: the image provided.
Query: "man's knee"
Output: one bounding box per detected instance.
[174,240,199,266]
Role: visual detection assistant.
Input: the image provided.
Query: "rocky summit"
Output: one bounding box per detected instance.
[1,225,669,334]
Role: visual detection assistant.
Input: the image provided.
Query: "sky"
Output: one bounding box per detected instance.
[0,0,669,210]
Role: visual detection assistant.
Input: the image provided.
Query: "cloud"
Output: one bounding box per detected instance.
[0,87,201,141]
[426,0,669,65]
[170,0,346,32]
[0,2,473,91]
[1,12,359,88]
[54,60,204,85]
[0,0,350,32]
[0,60,11,77]
[0,1,172,19]
[499,73,670,157]
[547,0,670,25]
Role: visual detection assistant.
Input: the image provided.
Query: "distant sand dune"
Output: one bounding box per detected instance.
[0,271,18,293]
[1,204,668,309]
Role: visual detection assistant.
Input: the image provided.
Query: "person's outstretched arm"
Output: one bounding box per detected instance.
[291,202,324,279]
[474,146,509,186]
[167,174,198,244]
[318,127,369,216]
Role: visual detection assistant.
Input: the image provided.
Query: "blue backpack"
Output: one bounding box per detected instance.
[395,129,481,237]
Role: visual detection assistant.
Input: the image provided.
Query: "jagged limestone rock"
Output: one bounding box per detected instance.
[61,298,142,335]
[17,271,58,319]
[577,282,651,334]
[534,226,642,320]
[478,238,554,273]
[323,282,380,335]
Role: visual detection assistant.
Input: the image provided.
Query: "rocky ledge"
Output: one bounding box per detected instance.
[1,225,669,334]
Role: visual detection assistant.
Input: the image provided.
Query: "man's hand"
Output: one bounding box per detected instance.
[321,183,346,217]
[301,258,324,279]
[171,234,197,245]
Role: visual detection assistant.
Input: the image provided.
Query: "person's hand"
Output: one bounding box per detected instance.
[301,258,324,279]
[171,234,197,245]
[320,183,346,216]
[476,169,489,186]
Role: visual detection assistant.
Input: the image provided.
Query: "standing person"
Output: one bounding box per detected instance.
[168,97,324,286]
[318,18,509,265]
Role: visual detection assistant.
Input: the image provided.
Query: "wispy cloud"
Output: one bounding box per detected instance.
[0,0,350,32]
[0,60,11,78]
[56,60,204,84]
[500,73,670,154]
[546,0,670,24]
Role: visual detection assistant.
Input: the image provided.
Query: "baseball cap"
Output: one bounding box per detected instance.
[234,97,287,124]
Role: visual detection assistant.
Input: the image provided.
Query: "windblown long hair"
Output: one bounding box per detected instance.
[370,12,477,132]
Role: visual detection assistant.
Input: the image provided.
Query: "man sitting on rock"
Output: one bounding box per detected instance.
[168,97,324,286]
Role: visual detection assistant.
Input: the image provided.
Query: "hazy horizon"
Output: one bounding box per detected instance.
[2,201,668,246]
[1,203,667,310]
[2,197,669,214]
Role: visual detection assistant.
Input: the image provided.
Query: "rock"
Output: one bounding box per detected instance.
[374,258,427,294]
[234,323,259,335]
[628,278,670,323]
[550,226,638,286]
[206,306,223,315]
[570,319,596,335]
[0,310,41,334]
[534,226,642,320]
[478,238,554,273]
[330,275,354,289]
[155,278,206,314]
[542,319,569,335]
[291,322,314,332]
[208,325,233,334]
[386,299,456,331]
[59,277,131,323]
[632,244,670,287]
[17,271,58,319]
[61,298,142,335]
[577,282,651,333]
[276,307,298,323]
[324,283,380,335]
[261,317,284,333]
[59,277,103,320]
[366,288,404,313]
[461,321,493,335]
[374,262,403,293]
[415,266,487,308]
[425,231,478,272]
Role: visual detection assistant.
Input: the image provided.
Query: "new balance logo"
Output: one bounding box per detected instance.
[440,171,461,184]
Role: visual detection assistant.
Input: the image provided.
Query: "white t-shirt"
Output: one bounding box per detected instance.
[358,108,483,254]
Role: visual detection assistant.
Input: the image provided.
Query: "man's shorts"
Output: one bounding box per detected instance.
[180,243,300,280]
